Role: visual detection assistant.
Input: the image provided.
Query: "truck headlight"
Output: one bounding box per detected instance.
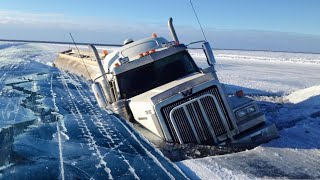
[237,110,247,118]
[247,106,256,113]
[236,105,256,119]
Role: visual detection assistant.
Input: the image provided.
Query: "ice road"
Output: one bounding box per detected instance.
[0,42,186,179]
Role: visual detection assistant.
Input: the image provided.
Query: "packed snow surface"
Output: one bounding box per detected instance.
[0,42,186,179]
[178,50,320,179]
[1,41,320,179]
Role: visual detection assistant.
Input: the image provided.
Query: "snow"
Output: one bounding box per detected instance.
[177,49,320,179]
[190,49,320,95]
[178,116,320,179]
[1,41,320,179]
[286,85,320,105]
[50,74,67,180]
[0,42,187,179]
[191,49,320,65]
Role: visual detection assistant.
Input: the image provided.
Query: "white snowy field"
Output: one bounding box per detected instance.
[192,49,320,95]
[176,50,320,179]
[0,41,320,179]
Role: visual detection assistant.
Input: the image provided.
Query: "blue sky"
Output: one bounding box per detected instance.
[0,0,319,52]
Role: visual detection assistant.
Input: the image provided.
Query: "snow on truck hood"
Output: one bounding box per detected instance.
[129,73,205,104]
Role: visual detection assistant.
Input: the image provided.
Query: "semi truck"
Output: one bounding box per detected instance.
[54,18,278,150]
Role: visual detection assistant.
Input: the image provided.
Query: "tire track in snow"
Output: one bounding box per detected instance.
[101,116,153,170]
[69,73,187,179]
[63,73,117,146]
[59,73,113,180]
[69,74,153,164]
[63,73,140,179]
[65,73,176,179]
[112,115,177,180]
[50,75,66,180]
[61,74,118,149]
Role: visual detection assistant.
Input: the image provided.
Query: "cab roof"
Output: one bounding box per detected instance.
[103,36,169,71]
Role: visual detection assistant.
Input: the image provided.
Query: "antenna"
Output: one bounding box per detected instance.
[69,32,93,81]
[189,0,207,41]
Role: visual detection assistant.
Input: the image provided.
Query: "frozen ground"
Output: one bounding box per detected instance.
[176,50,320,179]
[0,41,320,179]
[0,42,186,179]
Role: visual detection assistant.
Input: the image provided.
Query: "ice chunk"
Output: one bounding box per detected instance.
[52,131,70,142]
[286,85,320,105]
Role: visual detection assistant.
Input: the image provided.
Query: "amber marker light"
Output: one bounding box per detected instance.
[235,90,244,97]
[152,33,158,38]
[102,50,108,56]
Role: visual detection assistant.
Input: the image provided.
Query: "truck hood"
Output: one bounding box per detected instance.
[129,72,216,105]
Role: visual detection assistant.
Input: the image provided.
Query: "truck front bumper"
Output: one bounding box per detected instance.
[233,122,279,145]
[230,112,279,145]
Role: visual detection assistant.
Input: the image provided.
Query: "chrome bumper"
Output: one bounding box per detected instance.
[233,122,279,144]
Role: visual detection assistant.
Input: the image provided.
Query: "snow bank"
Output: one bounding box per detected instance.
[177,159,251,180]
[285,85,320,105]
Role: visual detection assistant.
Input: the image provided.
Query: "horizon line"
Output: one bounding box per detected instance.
[1,38,320,55]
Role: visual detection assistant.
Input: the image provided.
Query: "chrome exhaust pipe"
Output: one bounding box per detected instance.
[88,44,115,104]
[92,82,107,107]
[202,42,216,67]
[168,17,179,44]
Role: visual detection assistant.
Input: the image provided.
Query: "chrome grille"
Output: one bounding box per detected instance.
[161,86,233,144]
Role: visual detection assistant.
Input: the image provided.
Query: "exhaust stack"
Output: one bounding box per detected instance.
[168,17,179,44]
[202,42,216,67]
[92,82,107,107]
[88,44,115,104]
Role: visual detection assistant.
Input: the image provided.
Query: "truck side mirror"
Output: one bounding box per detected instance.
[202,42,216,67]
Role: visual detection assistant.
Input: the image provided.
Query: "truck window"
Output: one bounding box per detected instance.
[117,51,199,99]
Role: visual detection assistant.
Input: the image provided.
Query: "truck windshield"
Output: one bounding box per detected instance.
[117,51,199,99]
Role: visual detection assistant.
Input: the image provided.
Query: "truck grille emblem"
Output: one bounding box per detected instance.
[180,88,193,97]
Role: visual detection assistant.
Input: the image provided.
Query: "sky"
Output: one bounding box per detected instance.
[0,0,319,53]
